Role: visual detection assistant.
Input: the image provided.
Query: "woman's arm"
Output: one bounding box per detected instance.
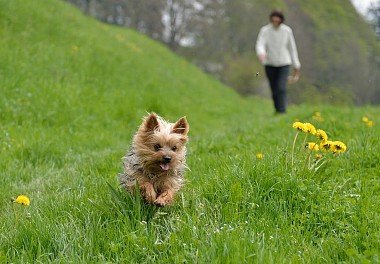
[255,28,267,64]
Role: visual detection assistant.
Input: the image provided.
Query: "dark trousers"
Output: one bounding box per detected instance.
[265,65,290,113]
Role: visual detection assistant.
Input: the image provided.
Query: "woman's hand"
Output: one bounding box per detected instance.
[258,54,266,64]
[288,68,300,84]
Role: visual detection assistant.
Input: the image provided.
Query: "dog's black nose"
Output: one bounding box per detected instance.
[163,156,172,163]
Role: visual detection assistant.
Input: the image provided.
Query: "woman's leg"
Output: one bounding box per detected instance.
[265,66,280,112]
[276,65,290,113]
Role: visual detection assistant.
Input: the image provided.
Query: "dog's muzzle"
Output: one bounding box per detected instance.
[163,155,172,164]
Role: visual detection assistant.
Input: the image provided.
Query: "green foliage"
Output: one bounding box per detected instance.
[292,0,380,104]
[0,0,380,263]
[221,54,263,95]
[289,82,355,105]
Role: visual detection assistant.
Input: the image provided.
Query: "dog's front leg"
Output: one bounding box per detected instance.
[154,188,175,206]
[140,182,157,204]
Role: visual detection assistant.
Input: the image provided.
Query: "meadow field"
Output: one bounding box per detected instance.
[0,0,379,263]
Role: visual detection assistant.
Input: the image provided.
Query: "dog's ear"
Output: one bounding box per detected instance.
[144,113,159,132]
[172,116,189,135]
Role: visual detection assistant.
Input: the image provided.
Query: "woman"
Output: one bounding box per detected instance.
[256,10,301,114]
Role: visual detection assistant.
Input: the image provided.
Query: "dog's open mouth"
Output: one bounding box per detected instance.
[160,163,170,171]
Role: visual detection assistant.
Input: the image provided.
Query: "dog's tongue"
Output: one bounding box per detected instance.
[160,163,170,171]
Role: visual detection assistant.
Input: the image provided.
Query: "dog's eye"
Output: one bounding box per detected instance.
[172,146,177,151]
[154,144,162,151]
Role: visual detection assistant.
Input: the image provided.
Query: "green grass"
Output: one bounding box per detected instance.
[1,0,380,263]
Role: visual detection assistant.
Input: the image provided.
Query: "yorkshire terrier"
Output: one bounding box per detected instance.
[119,113,189,206]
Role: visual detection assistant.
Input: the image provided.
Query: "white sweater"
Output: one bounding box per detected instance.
[255,23,301,69]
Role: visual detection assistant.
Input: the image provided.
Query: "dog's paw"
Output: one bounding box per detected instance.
[145,190,157,204]
[140,182,156,203]
[154,191,174,207]
[154,197,169,207]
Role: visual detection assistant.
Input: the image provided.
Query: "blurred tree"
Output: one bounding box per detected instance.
[367,1,380,38]
[67,0,166,39]
[164,0,198,50]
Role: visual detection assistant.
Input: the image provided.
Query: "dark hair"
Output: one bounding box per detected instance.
[269,10,285,23]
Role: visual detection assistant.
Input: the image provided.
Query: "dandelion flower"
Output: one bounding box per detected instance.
[304,123,316,135]
[15,195,30,206]
[316,129,328,142]
[332,141,347,154]
[366,120,374,128]
[306,142,319,151]
[315,154,323,160]
[320,140,334,152]
[292,122,305,131]
[256,153,263,159]
[362,116,369,123]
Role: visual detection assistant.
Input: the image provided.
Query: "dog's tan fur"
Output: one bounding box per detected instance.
[119,113,189,206]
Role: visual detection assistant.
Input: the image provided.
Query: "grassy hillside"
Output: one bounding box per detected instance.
[0,0,380,262]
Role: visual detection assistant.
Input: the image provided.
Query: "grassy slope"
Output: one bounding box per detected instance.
[0,0,380,262]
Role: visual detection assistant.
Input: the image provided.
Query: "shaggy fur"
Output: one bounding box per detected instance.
[119,113,189,206]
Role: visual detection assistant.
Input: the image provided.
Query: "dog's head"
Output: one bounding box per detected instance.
[133,113,189,174]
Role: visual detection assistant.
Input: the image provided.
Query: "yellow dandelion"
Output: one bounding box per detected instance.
[303,123,317,135]
[366,120,374,128]
[315,154,323,160]
[362,116,369,123]
[320,140,334,152]
[316,129,328,142]
[256,153,263,159]
[14,195,30,206]
[292,122,305,131]
[305,142,319,151]
[332,141,347,154]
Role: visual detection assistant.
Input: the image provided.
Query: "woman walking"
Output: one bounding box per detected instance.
[256,10,301,114]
